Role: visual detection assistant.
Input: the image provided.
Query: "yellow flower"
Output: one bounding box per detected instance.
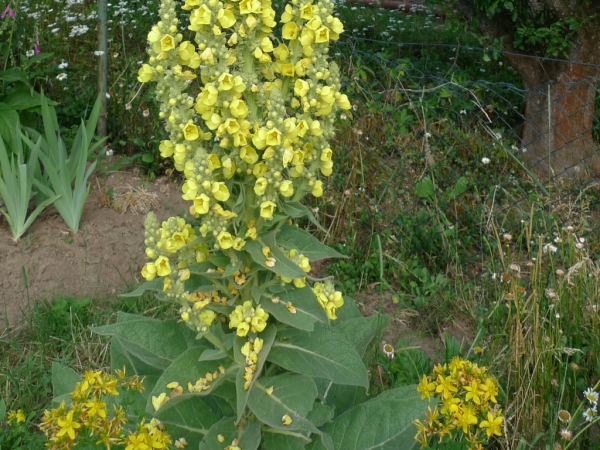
[281,4,294,22]
[240,146,258,164]
[254,177,268,195]
[315,26,330,43]
[137,64,154,82]
[435,374,458,399]
[159,140,174,157]
[416,375,436,400]
[273,43,289,60]
[217,231,234,249]
[279,180,294,197]
[300,4,315,19]
[189,5,212,30]
[239,0,261,14]
[155,256,172,277]
[311,180,323,197]
[56,410,81,440]
[217,9,236,28]
[211,182,230,201]
[260,37,274,52]
[260,201,276,219]
[282,22,298,40]
[141,262,157,281]
[191,194,210,215]
[294,79,309,97]
[456,406,478,434]
[479,411,503,437]
[183,122,200,141]
[245,227,257,240]
[160,34,176,52]
[464,379,483,405]
[230,99,249,119]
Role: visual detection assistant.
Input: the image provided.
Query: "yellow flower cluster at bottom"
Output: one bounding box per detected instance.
[39,369,181,450]
[414,357,503,450]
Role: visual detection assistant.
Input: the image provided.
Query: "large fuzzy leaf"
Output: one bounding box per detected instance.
[307,385,430,450]
[260,286,328,332]
[267,323,368,387]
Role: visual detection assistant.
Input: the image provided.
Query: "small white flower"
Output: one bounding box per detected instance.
[460,110,466,115]
[143,109,150,117]
[56,73,68,81]
[113,52,119,58]
[58,60,68,69]
[105,92,111,99]
[481,157,491,165]
[381,341,395,360]
[543,243,558,254]
[94,50,105,56]
[583,406,597,423]
[125,103,132,111]
[25,49,35,57]
[584,387,599,405]
[105,148,114,157]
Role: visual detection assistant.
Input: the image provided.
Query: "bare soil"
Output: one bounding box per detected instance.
[0,167,188,328]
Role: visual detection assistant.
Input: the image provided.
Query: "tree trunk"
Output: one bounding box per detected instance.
[514,60,600,180]
[457,1,600,180]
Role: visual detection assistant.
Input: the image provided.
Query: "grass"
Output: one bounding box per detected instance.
[2,0,600,448]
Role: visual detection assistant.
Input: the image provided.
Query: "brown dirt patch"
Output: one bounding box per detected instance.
[0,168,188,328]
[355,288,475,363]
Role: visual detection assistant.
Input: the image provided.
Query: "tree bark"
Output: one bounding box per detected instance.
[458,1,600,180]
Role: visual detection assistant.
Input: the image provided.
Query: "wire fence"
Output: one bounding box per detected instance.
[316,36,600,290]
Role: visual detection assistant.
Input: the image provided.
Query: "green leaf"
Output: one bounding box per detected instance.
[120,278,164,297]
[157,396,224,448]
[247,373,318,432]
[91,313,200,376]
[277,225,346,261]
[333,314,388,357]
[414,176,434,200]
[199,417,261,450]
[235,324,277,422]
[314,380,367,419]
[260,286,328,331]
[268,323,368,387]
[51,362,81,405]
[146,346,221,414]
[280,201,326,232]
[452,176,468,197]
[261,430,309,449]
[0,102,20,154]
[245,232,306,279]
[307,385,431,450]
[0,399,6,421]
[334,297,362,322]
[3,87,45,111]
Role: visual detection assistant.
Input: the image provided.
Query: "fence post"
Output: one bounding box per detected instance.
[97,0,108,139]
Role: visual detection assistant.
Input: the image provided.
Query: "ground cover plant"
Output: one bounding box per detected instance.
[2,0,600,449]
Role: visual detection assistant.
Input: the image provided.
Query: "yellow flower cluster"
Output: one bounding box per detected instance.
[39,369,176,450]
[228,300,269,336]
[241,337,264,389]
[312,280,344,320]
[414,357,503,450]
[180,290,226,332]
[7,409,26,424]
[141,213,202,282]
[280,248,311,287]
